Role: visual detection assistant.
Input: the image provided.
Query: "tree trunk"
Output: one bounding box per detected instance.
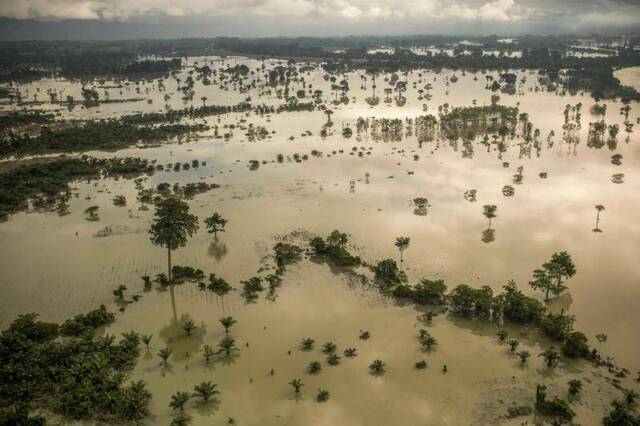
[168,247,172,283]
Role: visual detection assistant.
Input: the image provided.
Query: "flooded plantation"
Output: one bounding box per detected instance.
[1,48,639,425]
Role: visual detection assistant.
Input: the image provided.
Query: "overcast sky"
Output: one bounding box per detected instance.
[0,0,639,38]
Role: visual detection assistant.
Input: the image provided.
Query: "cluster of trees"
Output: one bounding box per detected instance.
[1,119,208,157]
[0,156,154,220]
[0,111,54,132]
[0,309,150,423]
[310,230,361,267]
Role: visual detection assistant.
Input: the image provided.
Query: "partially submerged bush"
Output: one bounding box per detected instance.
[60,305,115,336]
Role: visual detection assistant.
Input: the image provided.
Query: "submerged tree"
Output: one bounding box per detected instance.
[193,381,220,402]
[530,252,576,301]
[219,316,237,335]
[205,212,228,238]
[482,204,498,228]
[289,378,304,394]
[169,391,190,411]
[158,347,173,367]
[316,389,330,402]
[369,359,386,375]
[594,204,605,232]
[182,320,197,336]
[394,237,410,267]
[218,336,238,356]
[149,198,199,282]
[539,348,560,368]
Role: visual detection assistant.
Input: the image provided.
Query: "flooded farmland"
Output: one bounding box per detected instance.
[1,55,639,425]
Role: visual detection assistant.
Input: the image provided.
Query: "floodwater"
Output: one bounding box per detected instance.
[1,57,639,424]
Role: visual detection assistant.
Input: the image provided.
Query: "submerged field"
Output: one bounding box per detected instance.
[0,57,639,424]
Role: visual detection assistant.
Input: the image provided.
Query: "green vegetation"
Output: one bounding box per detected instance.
[310,230,361,267]
[149,198,199,282]
[2,120,207,157]
[0,310,149,422]
[529,252,576,301]
[535,384,575,423]
[205,212,228,238]
[392,278,447,305]
[0,156,153,219]
[369,359,386,375]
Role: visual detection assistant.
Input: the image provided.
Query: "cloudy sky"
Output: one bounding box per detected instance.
[0,0,639,38]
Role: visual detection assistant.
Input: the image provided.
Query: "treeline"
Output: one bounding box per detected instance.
[1,120,207,157]
[0,111,54,132]
[0,156,154,219]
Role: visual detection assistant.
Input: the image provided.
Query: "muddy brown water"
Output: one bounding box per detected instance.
[0,58,639,424]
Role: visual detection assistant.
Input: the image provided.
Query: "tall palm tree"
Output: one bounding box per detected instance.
[219,316,237,335]
[594,204,605,232]
[169,391,190,411]
[483,204,498,228]
[158,347,173,367]
[395,237,410,266]
[193,381,220,402]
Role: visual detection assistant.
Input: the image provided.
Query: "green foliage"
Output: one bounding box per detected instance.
[568,379,582,396]
[375,259,403,286]
[308,361,322,374]
[535,384,575,422]
[540,312,575,341]
[60,305,115,336]
[517,350,531,364]
[219,316,237,334]
[273,242,303,272]
[193,381,220,402]
[0,156,152,219]
[0,311,147,422]
[300,338,315,350]
[310,232,361,267]
[169,391,190,411]
[171,265,205,282]
[415,360,428,370]
[344,347,357,358]
[530,252,576,300]
[289,378,304,393]
[393,278,447,305]
[494,281,545,324]
[149,198,199,252]
[603,401,640,425]
[204,212,227,236]
[449,285,493,317]
[369,359,386,375]
[208,273,232,295]
[563,331,590,359]
[322,342,337,354]
[316,389,330,402]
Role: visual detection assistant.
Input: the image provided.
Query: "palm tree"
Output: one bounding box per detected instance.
[517,350,530,364]
[483,204,498,228]
[359,330,370,340]
[193,381,220,402]
[219,316,237,335]
[149,198,199,283]
[289,378,304,393]
[369,359,386,375]
[158,347,173,367]
[205,213,227,238]
[142,334,153,350]
[300,338,315,351]
[394,237,410,267]
[218,336,238,356]
[201,96,207,107]
[203,345,215,362]
[508,339,519,352]
[344,347,357,357]
[316,389,330,402]
[308,361,322,374]
[568,379,582,396]
[327,353,341,365]
[170,391,190,411]
[322,341,337,354]
[594,205,605,232]
[539,348,560,368]
[497,330,508,341]
[182,320,197,336]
